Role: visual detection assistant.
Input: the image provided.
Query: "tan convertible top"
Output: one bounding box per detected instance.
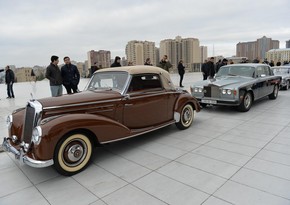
[96,66,175,90]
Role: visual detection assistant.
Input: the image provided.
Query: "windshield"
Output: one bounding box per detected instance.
[272,68,290,75]
[216,66,255,78]
[86,71,129,92]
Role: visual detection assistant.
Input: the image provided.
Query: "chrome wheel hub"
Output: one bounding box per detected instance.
[68,145,84,162]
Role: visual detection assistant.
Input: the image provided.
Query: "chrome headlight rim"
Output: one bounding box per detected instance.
[222,89,232,95]
[32,126,42,145]
[198,88,203,93]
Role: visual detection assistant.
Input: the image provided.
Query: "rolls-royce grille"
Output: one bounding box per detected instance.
[204,86,220,98]
[22,105,35,143]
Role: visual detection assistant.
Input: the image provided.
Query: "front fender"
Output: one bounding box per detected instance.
[32,113,130,160]
[174,93,201,114]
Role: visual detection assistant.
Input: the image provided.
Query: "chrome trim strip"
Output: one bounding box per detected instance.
[100,121,175,144]
[2,138,54,168]
[43,99,122,110]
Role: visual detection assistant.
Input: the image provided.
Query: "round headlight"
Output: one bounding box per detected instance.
[198,88,203,92]
[6,115,13,128]
[32,126,42,145]
[222,89,227,94]
[227,90,232,95]
[194,88,198,92]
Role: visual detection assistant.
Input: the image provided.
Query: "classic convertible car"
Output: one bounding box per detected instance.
[3,66,200,176]
[272,66,290,90]
[190,64,281,112]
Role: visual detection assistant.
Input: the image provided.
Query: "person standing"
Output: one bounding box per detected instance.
[5,66,15,98]
[61,56,80,94]
[157,55,172,72]
[216,58,228,73]
[201,60,208,80]
[111,56,121,67]
[178,60,185,87]
[206,57,216,79]
[46,55,63,97]
[144,58,152,66]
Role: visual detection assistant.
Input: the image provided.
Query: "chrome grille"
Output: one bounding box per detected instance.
[204,86,220,98]
[21,101,43,143]
[22,104,35,143]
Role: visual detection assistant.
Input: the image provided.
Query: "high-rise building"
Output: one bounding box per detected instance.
[200,46,208,63]
[236,36,279,61]
[266,48,290,64]
[125,40,156,66]
[87,50,111,70]
[159,36,203,71]
[286,40,290,48]
[15,67,34,82]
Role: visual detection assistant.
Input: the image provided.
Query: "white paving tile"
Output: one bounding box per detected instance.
[157,161,226,194]
[107,145,171,170]
[206,139,260,157]
[214,181,290,205]
[177,153,241,179]
[133,172,209,205]
[0,167,32,198]
[102,184,167,205]
[73,164,128,198]
[232,168,290,200]
[36,176,98,205]
[256,149,290,166]
[245,158,290,181]
[202,196,233,205]
[0,186,49,205]
[192,145,251,166]
[94,151,151,182]
[0,153,17,170]
[217,133,268,148]
[264,142,290,155]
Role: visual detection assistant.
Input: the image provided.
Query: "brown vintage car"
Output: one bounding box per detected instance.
[3,66,200,175]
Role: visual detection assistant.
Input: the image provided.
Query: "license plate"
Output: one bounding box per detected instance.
[201,99,217,104]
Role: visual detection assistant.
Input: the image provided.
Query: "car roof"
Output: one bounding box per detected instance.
[95,65,175,90]
[272,66,290,69]
[96,65,165,75]
[223,63,270,68]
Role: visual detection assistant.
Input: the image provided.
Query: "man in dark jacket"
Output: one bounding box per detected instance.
[5,66,15,98]
[178,59,185,87]
[111,56,121,67]
[61,56,80,94]
[216,58,228,73]
[201,60,208,80]
[45,55,63,97]
[206,57,216,79]
[157,55,172,72]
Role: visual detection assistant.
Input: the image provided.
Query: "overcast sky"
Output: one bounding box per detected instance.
[1,0,289,67]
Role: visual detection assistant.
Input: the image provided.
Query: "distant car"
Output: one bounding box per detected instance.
[190,64,281,112]
[3,66,200,176]
[271,66,290,90]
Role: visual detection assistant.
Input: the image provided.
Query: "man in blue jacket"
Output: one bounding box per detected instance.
[61,56,80,94]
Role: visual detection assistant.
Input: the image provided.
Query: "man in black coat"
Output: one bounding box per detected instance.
[204,57,216,79]
[111,56,121,67]
[201,60,208,80]
[5,66,15,98]
[61,56,80,94]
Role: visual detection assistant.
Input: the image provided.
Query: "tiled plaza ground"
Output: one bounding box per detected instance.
[1,72,290,205]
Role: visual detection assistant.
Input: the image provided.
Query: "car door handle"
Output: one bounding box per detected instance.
[125,103,133,107]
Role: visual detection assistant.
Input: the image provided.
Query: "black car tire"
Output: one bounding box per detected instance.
[176,104,194,130]
[54,132,94,176]
[238,92,253,112]
[269,85,279,99]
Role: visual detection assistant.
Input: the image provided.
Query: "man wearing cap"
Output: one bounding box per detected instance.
[216,58,228,73]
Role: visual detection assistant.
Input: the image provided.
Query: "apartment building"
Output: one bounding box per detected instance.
[236,36,279,61]
[125,40,156,66]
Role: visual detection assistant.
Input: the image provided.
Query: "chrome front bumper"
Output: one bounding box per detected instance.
[2,137,54,168]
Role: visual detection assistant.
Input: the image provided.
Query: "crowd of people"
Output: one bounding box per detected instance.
[2,54,289,99]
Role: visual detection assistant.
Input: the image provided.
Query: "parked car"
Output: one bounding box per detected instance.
[271,66,290,90]
[190,64,281,112]
[3,66,200,176]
